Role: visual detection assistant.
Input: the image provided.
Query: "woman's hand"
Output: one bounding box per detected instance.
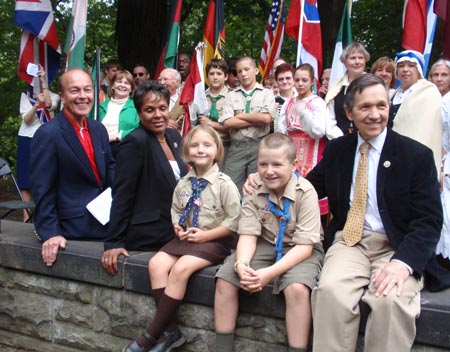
[101,248,129,275]
[174,223,190,241]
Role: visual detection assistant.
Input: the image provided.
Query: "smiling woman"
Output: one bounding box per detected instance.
[99,70,140,157]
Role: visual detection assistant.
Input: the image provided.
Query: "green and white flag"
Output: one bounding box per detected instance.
[329,0,352,87]
[64,0,87,69]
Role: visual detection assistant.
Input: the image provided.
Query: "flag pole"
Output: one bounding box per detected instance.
[95,47,101,121]
[296,0,305,67]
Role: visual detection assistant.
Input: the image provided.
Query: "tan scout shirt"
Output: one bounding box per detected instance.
[238,173,321,245]
[220,83,276,141]
[171,164,241,231]
[205,86,231,144]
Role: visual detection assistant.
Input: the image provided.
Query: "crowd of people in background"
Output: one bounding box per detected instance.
[17,42,450,352]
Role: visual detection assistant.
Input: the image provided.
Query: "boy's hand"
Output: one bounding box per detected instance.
[254,267,274,289]
[238,266,262,293]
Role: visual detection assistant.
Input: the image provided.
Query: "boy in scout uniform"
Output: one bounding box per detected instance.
[220,56,276,193]
[214,133,323,352]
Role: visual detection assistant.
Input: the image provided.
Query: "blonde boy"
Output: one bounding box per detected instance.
[220,56,276,193]
[214,133,323,352]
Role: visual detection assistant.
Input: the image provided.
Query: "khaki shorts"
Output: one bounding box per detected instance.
[216,238,324,294]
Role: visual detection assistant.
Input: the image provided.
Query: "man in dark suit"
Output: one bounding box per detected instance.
[30,69,114,267]
[306,74,450,351]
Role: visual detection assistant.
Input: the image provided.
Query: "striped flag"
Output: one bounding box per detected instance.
[402,0,437,74]
[258,0,287,82]
[65,0,87,69]
[329,0,352,88]
[285,0,323,80]
[203,0,225,77]
[179,43,209,137]
[155,0,183,78]
[14,0,61,85]
[434,0,450,58]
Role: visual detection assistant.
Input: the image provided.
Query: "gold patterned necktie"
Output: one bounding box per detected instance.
[342,142,370,246]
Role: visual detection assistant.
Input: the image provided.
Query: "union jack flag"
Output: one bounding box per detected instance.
[28,92,52,123]
[258,0,287,81]
[14,0,61,85]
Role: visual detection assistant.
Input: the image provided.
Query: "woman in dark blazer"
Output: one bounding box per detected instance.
[102,81,188,274]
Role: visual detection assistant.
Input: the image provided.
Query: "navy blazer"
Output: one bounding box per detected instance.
[105,126,188,251]
[30,111,114,241]
[307,128,450,291]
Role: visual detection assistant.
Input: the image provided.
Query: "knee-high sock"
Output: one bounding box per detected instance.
[215,332,234,352]
[146,293,182,339]
[152,287,165,307]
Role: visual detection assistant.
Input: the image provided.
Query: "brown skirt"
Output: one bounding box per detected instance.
[159,235,234,264]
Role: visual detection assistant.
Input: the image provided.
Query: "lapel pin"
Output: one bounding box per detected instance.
[383,161,391,168]
[174,142,178,148]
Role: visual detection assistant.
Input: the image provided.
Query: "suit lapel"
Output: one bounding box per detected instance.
[340,134,358,208]
[59,112,99,185]
[377,128,397,200]
[149,131,178,190]
[88,119,106,185]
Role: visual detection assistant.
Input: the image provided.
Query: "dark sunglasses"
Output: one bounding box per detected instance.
[133,72,145,77]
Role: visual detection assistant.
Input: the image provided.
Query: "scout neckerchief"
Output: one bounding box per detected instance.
[178,177,209,228]
[266,172,300,262]
[208,94,224,122]
[241,88,257,113]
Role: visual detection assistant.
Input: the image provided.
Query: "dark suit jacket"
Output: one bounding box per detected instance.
[30,111,114,242]
[307,128,450,291]
[105,126,188,251]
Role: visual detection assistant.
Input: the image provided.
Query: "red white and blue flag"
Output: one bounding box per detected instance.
[258,0,286,81]
[402,0,437,75]
[14,0,61,85]
[180,43,209,137]
[286,0,323,80]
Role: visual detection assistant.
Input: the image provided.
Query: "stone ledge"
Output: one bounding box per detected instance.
[0,220,449,349]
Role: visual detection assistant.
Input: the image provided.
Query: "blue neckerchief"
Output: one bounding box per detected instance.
[266,172,301,262]
[178,177,208,229]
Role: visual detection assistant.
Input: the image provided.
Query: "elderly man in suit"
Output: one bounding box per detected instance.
[30,69,114,267]
[306,74,450,352]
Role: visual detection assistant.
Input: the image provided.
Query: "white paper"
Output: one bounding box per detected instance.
[26,63,39,77]
[86,187,112,225]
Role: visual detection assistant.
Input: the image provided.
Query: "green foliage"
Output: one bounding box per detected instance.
[352,0,403,67]
[0,115,20,170]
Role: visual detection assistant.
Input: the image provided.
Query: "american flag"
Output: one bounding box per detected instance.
[258,0,287,81]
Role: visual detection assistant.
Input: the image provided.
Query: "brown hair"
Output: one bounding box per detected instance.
[108,70,136,98]
[370,56,396,89]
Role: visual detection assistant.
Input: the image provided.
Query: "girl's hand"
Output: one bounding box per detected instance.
[186,227,207,243]
[173,223,189,241]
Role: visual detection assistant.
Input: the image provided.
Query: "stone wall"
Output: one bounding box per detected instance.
[0,220,450,352]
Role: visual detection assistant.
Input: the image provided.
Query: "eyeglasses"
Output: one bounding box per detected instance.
[133,72,145,77]
[158,77,176,83]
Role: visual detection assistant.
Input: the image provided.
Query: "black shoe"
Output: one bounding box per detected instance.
[123,331,158,352]
[149,328,186,352]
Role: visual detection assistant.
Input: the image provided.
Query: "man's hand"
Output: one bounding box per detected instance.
[372,261,410,297]
[101,248,129,275]
[42,236,67,266]
[242,172,259,196]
